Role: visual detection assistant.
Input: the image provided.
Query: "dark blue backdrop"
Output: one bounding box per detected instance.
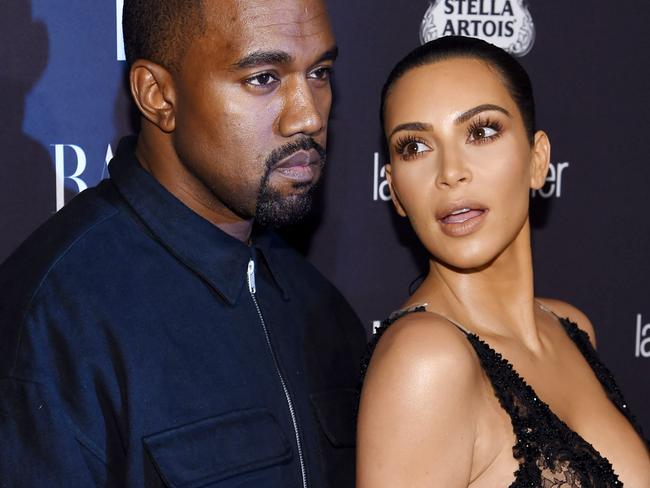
[2,0,648,434]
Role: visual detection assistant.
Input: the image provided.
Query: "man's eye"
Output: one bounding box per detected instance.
[309,67,332,81]
[246,73,278,87]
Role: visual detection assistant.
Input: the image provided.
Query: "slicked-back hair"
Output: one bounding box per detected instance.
[122,0,205,71]
[381,36,536,144]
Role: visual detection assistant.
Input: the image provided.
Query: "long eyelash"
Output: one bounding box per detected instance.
[467,116,503,143]
[393,134,424,155]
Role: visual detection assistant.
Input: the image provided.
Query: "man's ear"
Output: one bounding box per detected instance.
[385,164,407,217]
[530,130,551,189]
[129,60,176,133]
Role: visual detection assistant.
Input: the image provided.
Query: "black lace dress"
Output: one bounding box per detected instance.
[361,306,648,487]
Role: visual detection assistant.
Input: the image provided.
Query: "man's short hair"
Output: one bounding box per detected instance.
[122,0,206,70]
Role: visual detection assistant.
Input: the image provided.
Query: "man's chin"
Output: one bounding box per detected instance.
[255,192,313,228]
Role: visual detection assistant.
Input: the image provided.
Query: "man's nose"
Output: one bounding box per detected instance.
[278,77,327,137]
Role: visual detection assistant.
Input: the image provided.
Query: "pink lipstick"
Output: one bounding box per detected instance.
[437,202,488,237]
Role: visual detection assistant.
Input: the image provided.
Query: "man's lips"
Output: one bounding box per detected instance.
[274,149,320,169]
[272,149,321,183]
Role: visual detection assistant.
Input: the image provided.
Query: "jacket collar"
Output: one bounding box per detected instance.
[109,136,290,305]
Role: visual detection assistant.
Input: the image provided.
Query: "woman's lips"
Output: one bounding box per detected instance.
[441,208,484,224]
[437,205,488,237]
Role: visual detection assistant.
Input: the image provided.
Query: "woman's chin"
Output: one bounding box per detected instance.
[432,250,500,273]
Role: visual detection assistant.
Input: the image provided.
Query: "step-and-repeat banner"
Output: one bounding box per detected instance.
[2,1,648,432]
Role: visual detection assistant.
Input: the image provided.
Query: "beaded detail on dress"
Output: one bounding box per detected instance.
[361,306,647,488]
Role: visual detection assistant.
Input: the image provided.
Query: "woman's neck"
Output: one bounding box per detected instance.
[411,220,543,350]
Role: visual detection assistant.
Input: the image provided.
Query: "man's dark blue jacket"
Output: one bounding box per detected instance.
[0,137,367,487]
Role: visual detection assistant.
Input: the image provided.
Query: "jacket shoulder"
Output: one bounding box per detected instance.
[1,180,122,290]
[0,181,126,373]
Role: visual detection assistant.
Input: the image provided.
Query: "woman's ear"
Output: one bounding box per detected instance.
[385,164,407,217]
[129,60,177,133]
[530,130,551,189]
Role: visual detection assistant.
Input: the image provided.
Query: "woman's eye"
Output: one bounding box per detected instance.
[468,125,500,142]
[246,73,277,87]
[395,139,429,159]
[404,141,427,155]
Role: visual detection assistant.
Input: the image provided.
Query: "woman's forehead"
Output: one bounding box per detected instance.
[385,58,516,120]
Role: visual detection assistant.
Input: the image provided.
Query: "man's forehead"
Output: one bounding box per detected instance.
[183,0,334,69]
[205,0,330,36]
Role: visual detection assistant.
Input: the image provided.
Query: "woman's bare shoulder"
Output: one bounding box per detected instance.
[357,311,483,487]
[370,310,483,381]
[537,297,597,347]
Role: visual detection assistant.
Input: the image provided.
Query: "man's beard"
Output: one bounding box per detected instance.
[255,137,326,227]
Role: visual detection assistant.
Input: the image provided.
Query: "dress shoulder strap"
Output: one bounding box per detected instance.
[383,303,428,325]
[384,303,471,335]
[535,299,559,317]
[535,300,646,441]
[428,310,471,335]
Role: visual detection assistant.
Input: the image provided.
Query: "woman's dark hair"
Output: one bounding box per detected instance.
[381,36,536,144]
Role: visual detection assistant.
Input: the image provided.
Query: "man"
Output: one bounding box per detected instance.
[0,0,367,486]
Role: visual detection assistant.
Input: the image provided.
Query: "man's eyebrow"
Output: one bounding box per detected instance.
[233,50,293,69]
[389,122,433,139]
[232,46,338,70]
[317,46,339,63]
[455,104,511,124]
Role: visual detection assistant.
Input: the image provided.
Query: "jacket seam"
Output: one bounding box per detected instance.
[9,208,121,377]
[2,375,110,464]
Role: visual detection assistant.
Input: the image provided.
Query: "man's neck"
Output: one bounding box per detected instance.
[134,129,254,244]
[215,219,254,244]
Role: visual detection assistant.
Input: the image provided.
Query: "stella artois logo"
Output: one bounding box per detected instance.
[420,0,535,56]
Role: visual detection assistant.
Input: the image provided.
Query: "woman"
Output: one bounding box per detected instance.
[357,36,650,487]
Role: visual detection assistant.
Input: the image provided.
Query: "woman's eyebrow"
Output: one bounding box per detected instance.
[389,122,433,139]
[455,104,511,124]
[389,104,511,138]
